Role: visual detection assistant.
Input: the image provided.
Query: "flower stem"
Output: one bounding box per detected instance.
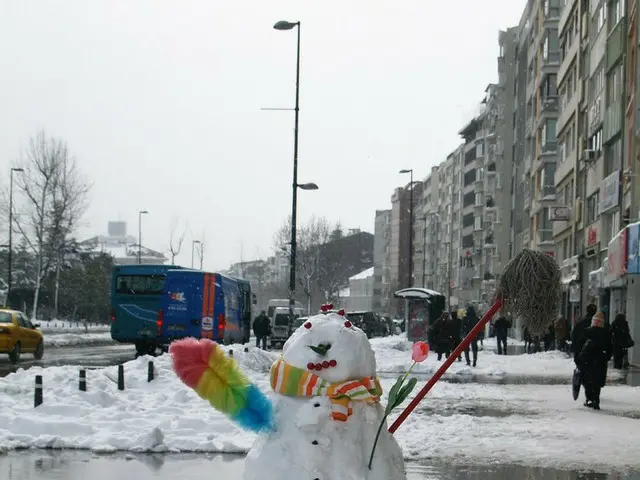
[400,361,417,385]
[368,413,388,470]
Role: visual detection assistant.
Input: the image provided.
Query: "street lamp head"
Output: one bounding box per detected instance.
[298,182,319,191]
[193,240,201,244]
[399,169,412,174]
[11,168,24,173]
[273,20,299,30]
[140,210,149,215]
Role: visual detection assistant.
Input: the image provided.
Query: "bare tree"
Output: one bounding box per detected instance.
[12,131,89,319]
[168,217,187,264]
[196,231,206,270]
[274,215,331,314]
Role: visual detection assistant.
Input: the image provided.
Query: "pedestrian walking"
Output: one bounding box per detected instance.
[252,310,271,350]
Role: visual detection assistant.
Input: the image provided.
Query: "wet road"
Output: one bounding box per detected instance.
[0,345,136,377]
[0,451,636,479]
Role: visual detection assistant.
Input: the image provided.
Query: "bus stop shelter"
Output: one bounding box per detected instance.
[394,287,446,343]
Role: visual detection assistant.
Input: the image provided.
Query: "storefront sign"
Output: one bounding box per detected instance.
[588,268,603,294]
[627,222,640,274]
[560,256,580,284]
[605,227,628,284]
[569,283,581,303]
[600,170,620,213]
[586,223,599,247]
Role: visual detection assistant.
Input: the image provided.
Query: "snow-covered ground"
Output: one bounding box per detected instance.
[0,335,637,471]
[43,332,114,348]
[39,321,110,335]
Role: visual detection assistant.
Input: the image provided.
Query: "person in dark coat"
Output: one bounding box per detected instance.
[450,310,462,362]
[461,306,480,367]
[544,320,555,351]
[577,311,612,410]
[571,303,597,363]
[494,313,511,355]
[430,312,454,361]
[252,310,271,350]
[611,313,633,369]
[555,316,569,352]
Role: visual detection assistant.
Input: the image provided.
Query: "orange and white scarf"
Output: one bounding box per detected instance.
[270,357,382,421]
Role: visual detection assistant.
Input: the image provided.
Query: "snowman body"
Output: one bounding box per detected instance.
[243,312,406,480]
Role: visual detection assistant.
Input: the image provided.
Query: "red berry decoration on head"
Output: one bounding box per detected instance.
[344,320,352,328]
[304,322,312,329]
[337,309,345,316]
[320,303,334,313]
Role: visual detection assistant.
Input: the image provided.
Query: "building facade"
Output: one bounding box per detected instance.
[346,267,374,312]
[372,209,391,314]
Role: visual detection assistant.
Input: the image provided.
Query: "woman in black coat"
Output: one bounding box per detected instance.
[577,312,612,410]
[611,313,634,369]
[430,312,454,361]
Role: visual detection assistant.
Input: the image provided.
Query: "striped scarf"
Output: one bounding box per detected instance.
[270,357,382,422]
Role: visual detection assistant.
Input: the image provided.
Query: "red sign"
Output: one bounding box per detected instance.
[587,225,599,246]
[607,227,628,281]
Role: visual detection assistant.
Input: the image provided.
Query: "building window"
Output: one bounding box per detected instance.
[476,142,484,157]
[607,62,623,104]
[609,0,622,30]
[586,191,600,224]
[542,119,557,143]
[588,128,603,154]
[604,137,621,176]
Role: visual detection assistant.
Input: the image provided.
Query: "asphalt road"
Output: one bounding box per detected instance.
[0,344,136,377]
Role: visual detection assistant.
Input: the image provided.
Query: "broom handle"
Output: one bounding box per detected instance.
[388,297,504,434]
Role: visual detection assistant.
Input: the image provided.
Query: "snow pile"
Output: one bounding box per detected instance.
[0,339,638,470]
[370,335,596,379]
[43,332,115,348]
[39,321,110,334]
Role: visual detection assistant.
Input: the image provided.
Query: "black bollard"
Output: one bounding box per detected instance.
[34,375,43,407]
[79,369,87,392]
[147,361,154,382]
[117,365,125,391]
[244,347,249,353]
[228,349,233,357]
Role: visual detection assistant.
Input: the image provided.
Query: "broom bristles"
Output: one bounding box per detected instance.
[494,249,561,336]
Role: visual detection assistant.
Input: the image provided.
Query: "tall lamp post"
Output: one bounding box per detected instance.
[273,19,319,321]
[138,210,148,264]
[191,240,201,268]
[7,167,24,303]
[399,169,414,288]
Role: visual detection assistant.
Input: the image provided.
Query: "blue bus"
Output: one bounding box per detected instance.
[110,264,254,356]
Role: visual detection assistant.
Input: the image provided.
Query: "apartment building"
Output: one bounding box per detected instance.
[372,209,391,313]
[519,0,562,259]
[418,167,440,290]
[388,181,424,310]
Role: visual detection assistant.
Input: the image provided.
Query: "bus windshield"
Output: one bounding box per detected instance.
[116,274,166,295]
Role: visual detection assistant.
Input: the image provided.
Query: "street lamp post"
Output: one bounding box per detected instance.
[7,167,24,303]
[138,210,148,264]
[274,19,305,322]
[399,169,414,288]
[191,240,201,268]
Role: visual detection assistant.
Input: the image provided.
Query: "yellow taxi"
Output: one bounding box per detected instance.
[0,309,44,364]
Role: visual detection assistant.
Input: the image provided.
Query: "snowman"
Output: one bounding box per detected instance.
[170,308,406,480]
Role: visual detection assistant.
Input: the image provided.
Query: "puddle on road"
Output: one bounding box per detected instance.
[0,451,637,480]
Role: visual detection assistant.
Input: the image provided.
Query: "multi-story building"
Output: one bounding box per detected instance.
[372,209,391,313]
[519,0,562,259]
[418,167,440,290]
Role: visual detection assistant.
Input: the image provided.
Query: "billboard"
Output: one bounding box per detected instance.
[627,222,640,275]
[606,226,628,284]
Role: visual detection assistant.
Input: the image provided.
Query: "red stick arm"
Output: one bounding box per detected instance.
[388,298,504,434]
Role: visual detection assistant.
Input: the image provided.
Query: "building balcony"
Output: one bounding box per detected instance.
[541,51,561,73]
[540,140,558,155]
[537,184,556,201]
[544,6,561,24]
[536,228,554,246]
[484,234,497,248]
[540,95,559,114]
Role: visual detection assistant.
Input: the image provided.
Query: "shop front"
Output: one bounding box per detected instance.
[603,226,628,322]
[625,222,640,367]
[560,256,580,326]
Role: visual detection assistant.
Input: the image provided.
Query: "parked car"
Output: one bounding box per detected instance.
[0,309,44,364]
[293,316,308,330]
[345,311,389,338]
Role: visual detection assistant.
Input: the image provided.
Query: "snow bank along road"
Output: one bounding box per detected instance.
[0,335,638,472]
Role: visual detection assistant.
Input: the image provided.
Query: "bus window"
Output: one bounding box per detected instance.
[116,275,166,295]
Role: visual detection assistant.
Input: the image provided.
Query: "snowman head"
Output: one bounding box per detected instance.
[281,312,376,384]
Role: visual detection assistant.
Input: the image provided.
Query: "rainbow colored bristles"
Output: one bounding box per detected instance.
[170,338,273,433]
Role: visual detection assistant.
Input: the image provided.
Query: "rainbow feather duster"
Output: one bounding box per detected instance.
[169,338,273,433]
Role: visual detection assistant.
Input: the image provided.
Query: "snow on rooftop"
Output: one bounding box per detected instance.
[349,267,374,281]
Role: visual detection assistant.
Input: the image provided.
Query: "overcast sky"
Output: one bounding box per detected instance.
[0,0,524,271]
